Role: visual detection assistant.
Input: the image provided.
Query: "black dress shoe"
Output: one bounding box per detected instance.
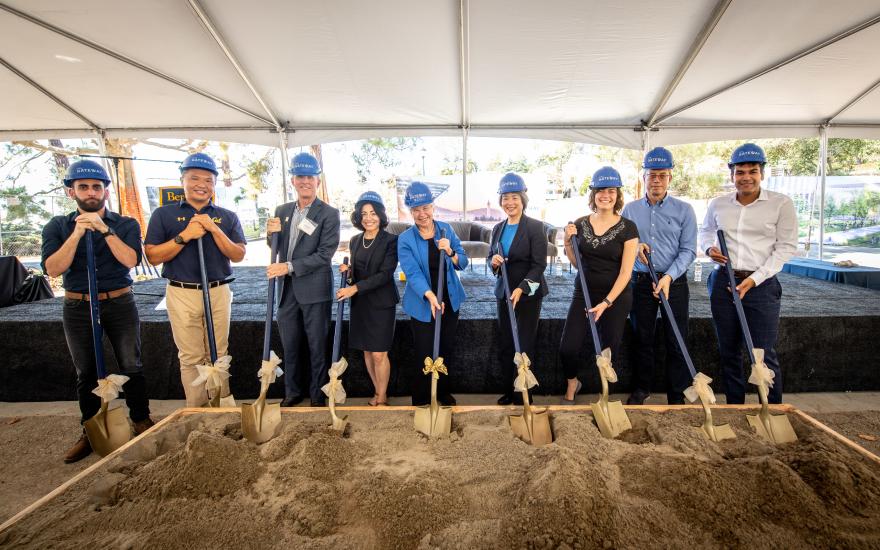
[626,389,650,406]
[281,396,304,407]
[497,393,514,405]
[439,394,457,406]
[310,398,326,407]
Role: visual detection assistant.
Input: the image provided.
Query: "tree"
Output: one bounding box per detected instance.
[351,138,421,183]
[440,155,478,175]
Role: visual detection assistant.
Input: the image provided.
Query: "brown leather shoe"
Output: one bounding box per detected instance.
[64,431,93,463]
[133,417,155,436]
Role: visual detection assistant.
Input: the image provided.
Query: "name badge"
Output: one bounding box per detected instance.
[298,217,317,236]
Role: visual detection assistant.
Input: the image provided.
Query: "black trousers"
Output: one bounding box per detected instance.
[409,307,459,406]
[559,288,632,380]
[629,273,691,402]
[277,281,332,401]
[495,297,542,397]
[62,292,150,424]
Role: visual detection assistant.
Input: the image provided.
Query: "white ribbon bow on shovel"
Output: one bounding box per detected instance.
[513,352,539,392]
[91,374,130,403]
[258,351,283,385]
[684,372,718,404]
[192,355,232,392]
[321,358,348,404]
[747,349,775,388]
[595,348,617,383]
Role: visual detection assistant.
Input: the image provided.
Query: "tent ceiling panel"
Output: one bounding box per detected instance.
[662,23,880,125]
[3,0,269,119]
[208,0,462,127]
[0,11,268,129]
[0,64,90,130]
[660,0,880,122]
[833,84,880,124]
[467,0,716,125]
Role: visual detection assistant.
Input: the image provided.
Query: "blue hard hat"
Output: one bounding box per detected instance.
[728,143,766,167]
[290,152,321,176]
[498,172,527,194]
[404,181,433,208]
[642,147,674,170]
[355,191,384,209]
[63,160,111,187]
[590,166,623,189]
[179,152,218,176]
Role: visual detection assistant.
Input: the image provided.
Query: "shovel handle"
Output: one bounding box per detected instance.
[197,237,218,364]
[569,233,602,356]
[331,257,349,363]
[262,233,280,361]
[85,231,108,380]
[432,228,446,360]
[644,250,697,379]
[716,230,756,362]
[497,241,522,354]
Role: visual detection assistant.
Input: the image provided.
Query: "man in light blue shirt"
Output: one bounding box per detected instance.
[621,147,697,405]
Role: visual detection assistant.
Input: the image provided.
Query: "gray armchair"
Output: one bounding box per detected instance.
[386,222,412,236]
[445,221,492,272]
[543,222,559,273]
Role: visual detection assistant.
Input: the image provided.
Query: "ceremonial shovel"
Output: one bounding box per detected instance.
[717,230,796,444]
[194,238,235,408]
[324,258,351,432]
[242,233,283,443]
[570,233,631,438]
[414,231,453,437]
[497,244,552,445]
[82,230,132,456]
[644,250,735,442]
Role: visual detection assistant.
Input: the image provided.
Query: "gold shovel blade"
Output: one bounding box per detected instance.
[701,421,737,442]
[591,399,631,439]
[414,404,453,437]
[747,412,798,444]
[241,401,282,444]
[331,414,349,432]
[84,404,131,457]
[509,409,553,446]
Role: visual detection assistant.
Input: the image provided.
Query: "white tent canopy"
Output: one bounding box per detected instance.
[1,0,880,149]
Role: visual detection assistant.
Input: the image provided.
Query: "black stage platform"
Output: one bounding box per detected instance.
[1,264,878,401]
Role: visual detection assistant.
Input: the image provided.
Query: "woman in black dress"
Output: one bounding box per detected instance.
[337,191,399,406]
[559,166,639,403]
[488,173,548,405]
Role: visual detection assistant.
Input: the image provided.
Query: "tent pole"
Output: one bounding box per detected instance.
[95,132,120,213]
[279,132,290,204]
[818,126,828,261]
[462,127,468,221]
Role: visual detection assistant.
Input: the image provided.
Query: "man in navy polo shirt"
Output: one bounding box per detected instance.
[621,147,697,405]
[145,152,246,407]
[42,160,154,463]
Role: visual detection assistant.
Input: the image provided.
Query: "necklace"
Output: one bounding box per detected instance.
[362,234,377,249]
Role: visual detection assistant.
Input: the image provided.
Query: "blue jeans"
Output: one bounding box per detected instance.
[707,268,783,404]
[62,292,150,423]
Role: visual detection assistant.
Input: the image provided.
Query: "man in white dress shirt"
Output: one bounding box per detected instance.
[699,143,797,404]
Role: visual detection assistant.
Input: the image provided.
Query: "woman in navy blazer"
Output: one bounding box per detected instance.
[397,181,469,406]
[488,173,549,405]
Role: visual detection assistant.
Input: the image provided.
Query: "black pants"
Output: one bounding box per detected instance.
[559,288,631,380]
[409,307,459,406]
[629,273,691,402]
[708,269,783,404]
[496,297,542,398]
[277,281,332,401]
[62,292,150,424]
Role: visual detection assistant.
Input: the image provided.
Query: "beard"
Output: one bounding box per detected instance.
[75,196,104,213]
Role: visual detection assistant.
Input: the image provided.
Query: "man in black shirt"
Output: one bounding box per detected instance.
[42,160,154,463]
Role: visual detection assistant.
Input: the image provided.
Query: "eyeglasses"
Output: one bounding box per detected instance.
[645,172,671,181]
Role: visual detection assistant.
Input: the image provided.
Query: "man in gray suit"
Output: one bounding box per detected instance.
[266,152,340,407]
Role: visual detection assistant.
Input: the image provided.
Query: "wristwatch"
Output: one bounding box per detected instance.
[174,234,187,245]
[602,298,613,307]
[101,227,116,238]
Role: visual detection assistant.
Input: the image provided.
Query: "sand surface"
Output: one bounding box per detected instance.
[1,409,880,549]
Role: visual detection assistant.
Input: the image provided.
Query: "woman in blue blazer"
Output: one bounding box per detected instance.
[397,181,469,406]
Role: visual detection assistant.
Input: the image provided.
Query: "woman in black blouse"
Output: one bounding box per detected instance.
[560,166,639,403]
[337,192,399,406]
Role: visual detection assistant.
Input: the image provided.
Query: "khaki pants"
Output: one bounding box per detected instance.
[166,283,233,407]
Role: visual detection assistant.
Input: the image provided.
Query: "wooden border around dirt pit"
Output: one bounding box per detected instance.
[1,403,878,534]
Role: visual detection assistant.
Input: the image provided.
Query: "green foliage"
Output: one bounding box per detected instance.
[440,156,479,175]
[352,138,420,183]
[763,138,880,176]
[487,155,532,174]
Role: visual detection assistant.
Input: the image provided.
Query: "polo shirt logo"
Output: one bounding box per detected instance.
[177,217,187,222]
[212,217,222,224]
